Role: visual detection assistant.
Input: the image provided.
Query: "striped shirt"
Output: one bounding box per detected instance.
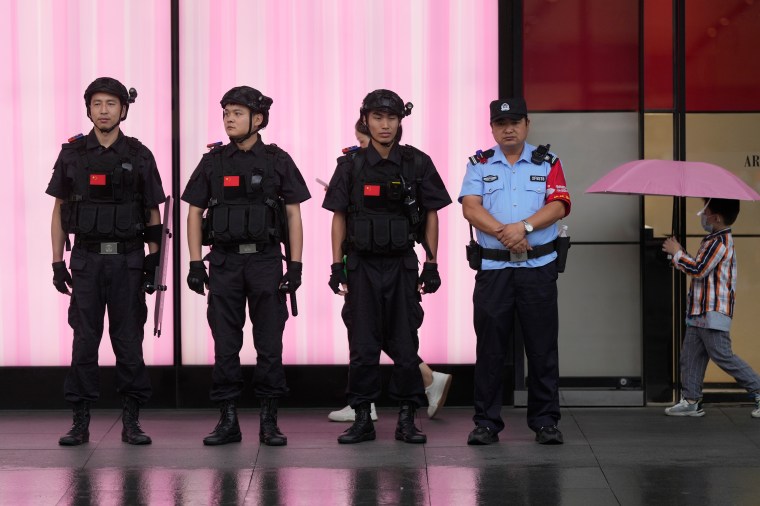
[672,229,735,317]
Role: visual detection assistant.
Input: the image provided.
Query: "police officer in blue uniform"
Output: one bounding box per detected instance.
[47,77,166,446]
[459,98,572,445]
[322,89,452,444]
[182,86,310,447]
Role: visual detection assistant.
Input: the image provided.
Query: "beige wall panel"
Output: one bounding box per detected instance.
[530,113,640,243]
[557,244,641,376]
[643,114,675,238]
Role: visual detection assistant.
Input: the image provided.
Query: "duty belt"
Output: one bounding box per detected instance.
[75,239,144,255]
[480,241,556,263]
[213,243,267,254]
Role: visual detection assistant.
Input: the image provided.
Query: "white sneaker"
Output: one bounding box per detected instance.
[752,395,760,418]
[328,403,378,422]
[426,371,453,418]
[664,398,705,417]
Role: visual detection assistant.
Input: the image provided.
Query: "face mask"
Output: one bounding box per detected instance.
[700,213,713,233]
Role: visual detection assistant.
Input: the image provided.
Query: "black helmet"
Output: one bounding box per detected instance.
[84,77,137,121]
[220,86,273,129]
[360,89,413,118]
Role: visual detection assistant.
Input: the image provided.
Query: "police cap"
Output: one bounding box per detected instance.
[490,98,528,122]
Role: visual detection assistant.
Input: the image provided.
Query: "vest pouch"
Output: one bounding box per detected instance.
[372,217,391,252]
[227,206,247,240]
[212,206,230,240]
[96,206,116,236]
[113,204,137,239]
[59,202,75,234]
[246,205,268,241]
[201,214,213,245]
[389,217,410,251]
[351,217,372,252]
[75,205,97,235]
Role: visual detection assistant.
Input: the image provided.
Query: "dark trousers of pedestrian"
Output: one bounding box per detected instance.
[64,246,151,404]
[472,261,560,433]
[344,252,426,408]
[206,247,289,402]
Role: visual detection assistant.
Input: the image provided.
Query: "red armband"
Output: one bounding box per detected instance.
[545,159,571,216]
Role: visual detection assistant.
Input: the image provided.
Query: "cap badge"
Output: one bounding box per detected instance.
[500,103,510,111]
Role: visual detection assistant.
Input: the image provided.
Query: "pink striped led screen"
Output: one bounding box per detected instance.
[0,0,496,366]
[0,0,173,366]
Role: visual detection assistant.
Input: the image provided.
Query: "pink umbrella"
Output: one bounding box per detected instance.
[586,159,760,200]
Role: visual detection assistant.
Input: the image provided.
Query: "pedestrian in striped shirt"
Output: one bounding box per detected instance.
[661,198,760,418]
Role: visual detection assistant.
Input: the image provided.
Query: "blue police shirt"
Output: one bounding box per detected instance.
[458,142,558,270]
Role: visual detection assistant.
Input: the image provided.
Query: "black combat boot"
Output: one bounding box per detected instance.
[121,397,152,445]
[259,398,287,446]
[337,402,376,444]
[59,401,90,446]
[203,399,242,446]
[395,401,427,444]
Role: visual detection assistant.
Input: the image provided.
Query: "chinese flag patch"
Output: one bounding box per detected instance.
[224,175,240,187]
[363,184,381,197]
[90,174,107,186]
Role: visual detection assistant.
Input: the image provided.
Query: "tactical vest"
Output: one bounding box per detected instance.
[203,143,283,246]
[345,146,426,255]
[59,136,147,241]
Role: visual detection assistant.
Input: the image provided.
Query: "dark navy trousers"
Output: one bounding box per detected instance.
[343,252,426,408]
[65,246,151,404]
[206,247,289,402]
[472,261,560,433]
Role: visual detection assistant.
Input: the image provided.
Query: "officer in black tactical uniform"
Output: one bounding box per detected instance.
[182,86,310,447]
[322,89,452,444]
[47,77,166,446]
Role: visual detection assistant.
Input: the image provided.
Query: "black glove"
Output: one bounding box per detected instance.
[187,260,209,295]
[279,261,303,294]
[328,262,347,294]
[142,252,160,294]
[419,262,441,294]
[52,261,72,295]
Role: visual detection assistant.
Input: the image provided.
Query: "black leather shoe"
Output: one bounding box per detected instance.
[338,403,376,444]
[535,425,564,445]
[467,426,499,445]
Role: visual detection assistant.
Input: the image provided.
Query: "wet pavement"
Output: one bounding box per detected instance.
[2,405,760,505]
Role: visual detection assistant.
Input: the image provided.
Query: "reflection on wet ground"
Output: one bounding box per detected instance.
[2,406,760,505]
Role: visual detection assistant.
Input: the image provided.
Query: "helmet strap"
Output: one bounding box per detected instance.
[88,103,127,135]
[229,110,261,145]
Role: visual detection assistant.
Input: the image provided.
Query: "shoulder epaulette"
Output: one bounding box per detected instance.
[338,146,363,164]
[468,149,495,165]
[62,133,85,150]
[401,144,426,161]
[206,141,223,152]
[125,136,145,156]
[530,144,558,165]
[264,143,282,155]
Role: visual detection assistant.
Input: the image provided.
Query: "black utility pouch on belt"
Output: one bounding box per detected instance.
[554,236,570,273]
[466,223,483,271]
[466,240,482,271]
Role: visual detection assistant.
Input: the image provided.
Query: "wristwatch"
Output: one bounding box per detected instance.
[522,220,534,233]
